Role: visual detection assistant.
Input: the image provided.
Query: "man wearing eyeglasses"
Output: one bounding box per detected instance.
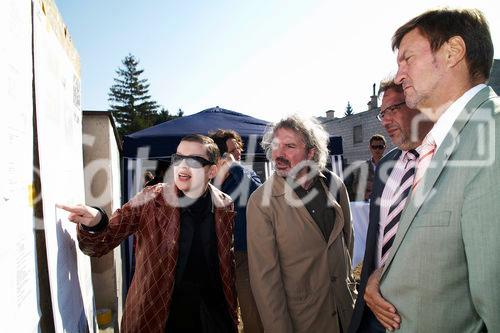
[58,134,238,333]
[349,134,386,201]
[348,80,432,333]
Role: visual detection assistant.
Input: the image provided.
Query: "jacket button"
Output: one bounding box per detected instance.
[330,276,336,282]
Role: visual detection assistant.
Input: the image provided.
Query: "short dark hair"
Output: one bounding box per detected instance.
[208,129,244,155]
[392,8,494,82]
[370,134,386,145]
[180,134,220,164]
[378,77,403,96]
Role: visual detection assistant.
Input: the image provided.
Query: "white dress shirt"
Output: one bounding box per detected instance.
[430,84,486,149]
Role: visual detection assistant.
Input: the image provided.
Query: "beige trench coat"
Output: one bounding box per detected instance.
[247,172,355,333]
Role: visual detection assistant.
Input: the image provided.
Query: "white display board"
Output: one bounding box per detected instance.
[0,0,40,332]
[32,0,97,331]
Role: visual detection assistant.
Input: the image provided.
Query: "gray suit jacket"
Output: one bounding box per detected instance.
[380,86,500,332]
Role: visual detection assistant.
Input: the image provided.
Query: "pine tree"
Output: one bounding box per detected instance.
[152,108,184,126]
[108,54,161,136]
[344,101,354,117]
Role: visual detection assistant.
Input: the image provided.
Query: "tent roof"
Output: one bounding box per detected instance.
[123,107,269,158]
[123,106,342,158]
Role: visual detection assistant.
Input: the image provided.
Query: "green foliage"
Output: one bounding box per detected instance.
[108,54,182,137]
[153,108,184,126]
[344,101,354,117]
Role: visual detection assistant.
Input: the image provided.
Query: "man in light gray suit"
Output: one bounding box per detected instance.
[365,8,500,332]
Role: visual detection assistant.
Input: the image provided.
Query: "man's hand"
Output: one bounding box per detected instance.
[56,204,101,227]
[213,152,236,187]
[364,267,401,331]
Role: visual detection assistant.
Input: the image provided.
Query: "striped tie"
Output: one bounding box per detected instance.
[381,150,418,265]
[413,134,437,191]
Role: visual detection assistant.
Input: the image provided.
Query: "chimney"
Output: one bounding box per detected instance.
[368,83,378,110]
[326,110,335,119]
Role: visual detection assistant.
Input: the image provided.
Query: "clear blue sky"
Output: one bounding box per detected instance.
[56,0,500,121]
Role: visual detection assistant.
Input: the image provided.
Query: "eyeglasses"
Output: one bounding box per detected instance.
[171,154,213,168]
[376,101,406,121]
[370,144,386,150]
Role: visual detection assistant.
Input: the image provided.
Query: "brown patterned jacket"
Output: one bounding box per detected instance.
[77,183,237,332]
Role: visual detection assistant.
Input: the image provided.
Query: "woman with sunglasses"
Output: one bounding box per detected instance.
[58,134,238,333]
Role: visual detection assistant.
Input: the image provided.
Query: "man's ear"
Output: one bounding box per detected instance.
[445,36,466,69]
[307,148,316,161]
[208,164,218,179]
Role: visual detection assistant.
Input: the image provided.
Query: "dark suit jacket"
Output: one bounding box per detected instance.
[348,148,402,333]
[347,159,376,201]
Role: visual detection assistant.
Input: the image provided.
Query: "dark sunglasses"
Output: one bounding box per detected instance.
[371,144,386,150]
[171,153,213,168]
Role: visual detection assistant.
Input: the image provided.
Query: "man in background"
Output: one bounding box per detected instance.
[210,129,264,333]
[348,135,386,201]
[213,128,244,161]
[348,79,432,333]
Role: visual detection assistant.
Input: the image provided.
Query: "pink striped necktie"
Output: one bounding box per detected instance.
[380,150,419,266]
[413,134,437,191]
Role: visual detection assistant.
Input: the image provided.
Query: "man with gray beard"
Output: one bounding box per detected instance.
[247,115,355,333]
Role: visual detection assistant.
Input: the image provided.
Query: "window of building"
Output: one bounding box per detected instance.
[353,125,363,144]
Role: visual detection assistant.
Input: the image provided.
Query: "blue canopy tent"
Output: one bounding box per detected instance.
[122,107,344,198]
[123,106,270,159]
[123,106,343,194]
[123,107,272,201]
